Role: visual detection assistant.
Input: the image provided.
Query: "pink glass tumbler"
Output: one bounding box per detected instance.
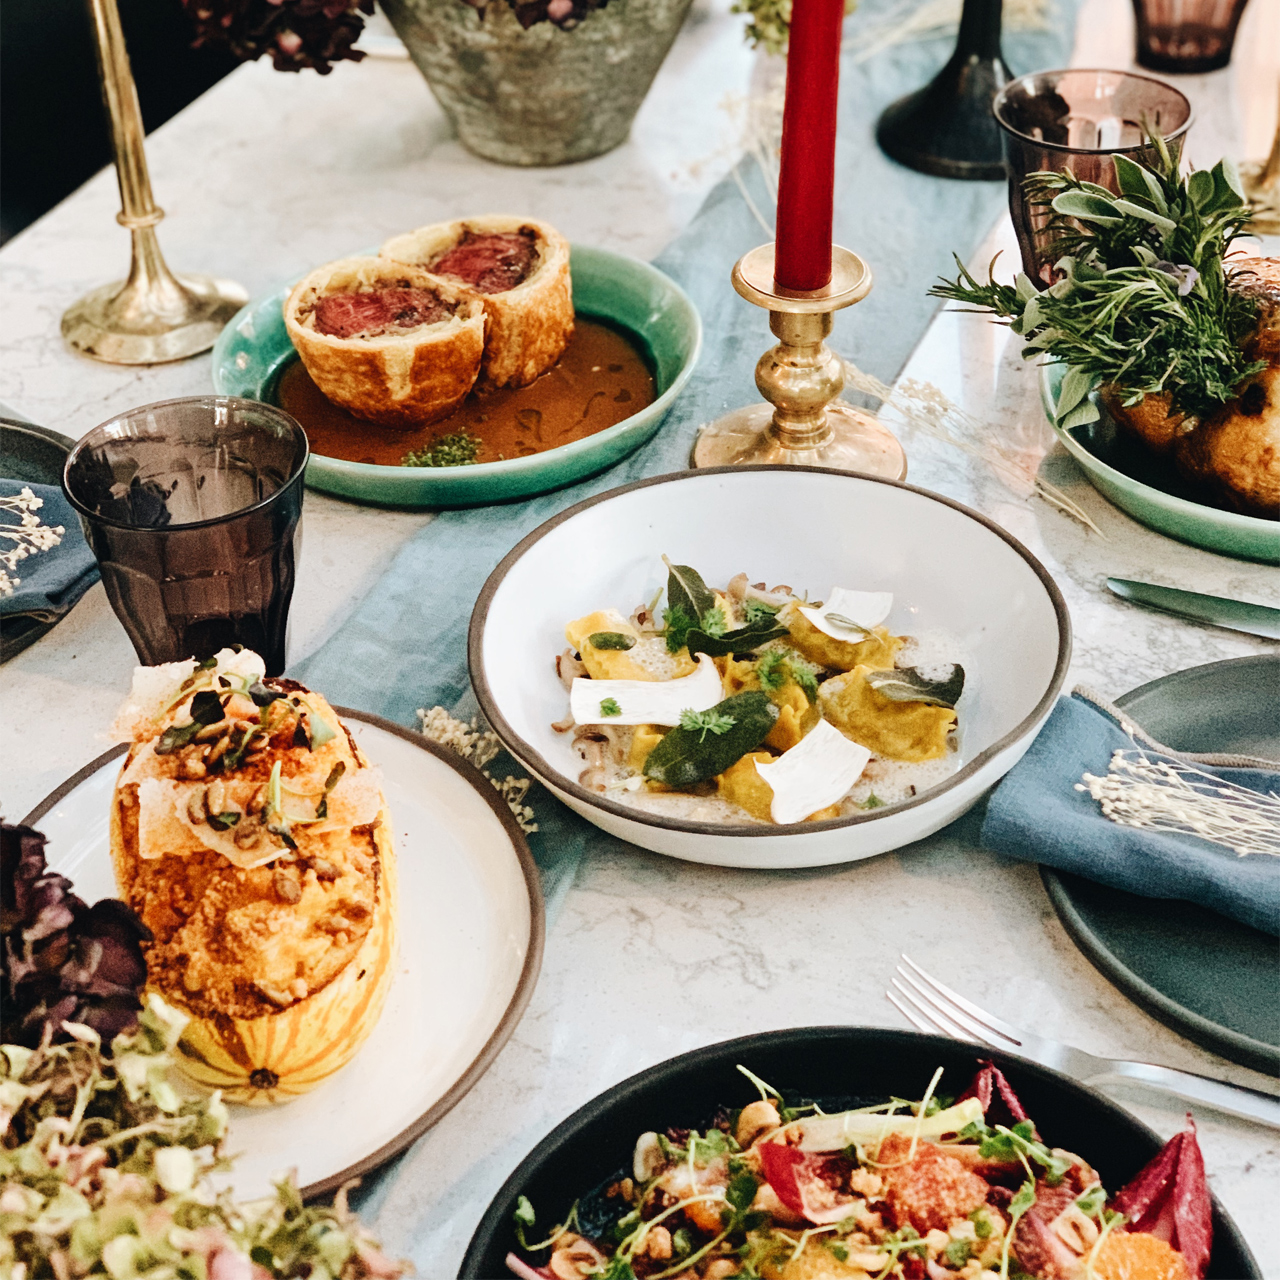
[1132,0,1250,74]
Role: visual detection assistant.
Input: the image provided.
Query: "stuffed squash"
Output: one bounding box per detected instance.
[109,648,397,1105]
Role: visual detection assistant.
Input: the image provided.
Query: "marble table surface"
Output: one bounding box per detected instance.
[1,0,1278,1273]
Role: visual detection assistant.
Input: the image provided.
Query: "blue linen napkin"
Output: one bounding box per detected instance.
[981,693,1280,936]
[0,479,98,661]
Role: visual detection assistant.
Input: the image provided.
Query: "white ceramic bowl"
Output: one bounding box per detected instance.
[470,468,1071,868]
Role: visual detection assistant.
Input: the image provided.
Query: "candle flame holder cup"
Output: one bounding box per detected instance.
[691,244,906,478]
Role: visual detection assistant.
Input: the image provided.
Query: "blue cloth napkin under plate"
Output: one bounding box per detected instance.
[981,693,1280,936]
[1,479,98,661]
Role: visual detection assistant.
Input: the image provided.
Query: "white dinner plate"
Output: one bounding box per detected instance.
[21,710,544,1201]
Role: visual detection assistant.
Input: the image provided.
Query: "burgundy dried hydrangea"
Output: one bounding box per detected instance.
[1,822,150,1048]
[180,0,375,74]
[463,0,612,30]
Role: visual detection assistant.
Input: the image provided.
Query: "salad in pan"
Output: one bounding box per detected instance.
[554,558,966,826]
[507,1062,1211,1280]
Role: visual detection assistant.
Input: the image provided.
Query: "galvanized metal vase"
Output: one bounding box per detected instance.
[381,0,694,166]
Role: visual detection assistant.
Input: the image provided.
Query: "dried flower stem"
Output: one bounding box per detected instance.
[1077,750,1280,857]
[0,487,64,597]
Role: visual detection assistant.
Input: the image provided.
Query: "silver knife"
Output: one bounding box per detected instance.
[1107,578,1280,640]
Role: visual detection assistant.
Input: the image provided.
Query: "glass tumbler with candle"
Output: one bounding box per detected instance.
[993,69,1192,287]
[64,397,308,675]
[1132,0,1250,74]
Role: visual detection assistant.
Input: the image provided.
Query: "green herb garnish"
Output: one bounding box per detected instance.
[588,632,636,651]
[154,690,224,754]
[401,432,482,468]
[742,597,781,626]
[946,1239,973,1267]
[931,143,1263,426]
[679,708,737,740]
[599,697,622,718]
[644,692,778,787]
[315,760,346,819]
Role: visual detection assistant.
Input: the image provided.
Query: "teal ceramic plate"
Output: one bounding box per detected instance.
[1040,363,1280,565]
[211,245,701,508]
[1042,655,1280,1075]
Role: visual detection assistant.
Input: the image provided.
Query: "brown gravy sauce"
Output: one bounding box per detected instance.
[277,316,656,467]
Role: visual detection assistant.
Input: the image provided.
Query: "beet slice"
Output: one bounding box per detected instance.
[958,1060,1032,1132]
[1112,1117,1213,1280]
[758,1142,857,1225]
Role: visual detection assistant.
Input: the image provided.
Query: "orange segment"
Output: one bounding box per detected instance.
[1092,1232,1190,1280]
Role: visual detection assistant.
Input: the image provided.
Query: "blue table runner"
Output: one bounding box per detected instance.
[293,0,1082,916]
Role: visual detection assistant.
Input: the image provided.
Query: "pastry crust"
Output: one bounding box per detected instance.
[381,215,574,389]
[284,256,485,427]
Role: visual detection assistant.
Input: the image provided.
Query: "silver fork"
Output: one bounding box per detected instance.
[887,953,1280,1129]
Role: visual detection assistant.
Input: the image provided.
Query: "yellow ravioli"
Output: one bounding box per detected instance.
[781,603,902,672]
[818,664,955,761]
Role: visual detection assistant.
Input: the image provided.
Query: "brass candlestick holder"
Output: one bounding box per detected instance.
[61,0,247,365]
[691,244,906,477]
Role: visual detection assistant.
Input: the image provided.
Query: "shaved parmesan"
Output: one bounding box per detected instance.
[111,647,267,742]
[753,719,871,824]
[570,654,723,727]
[798,588,893,640]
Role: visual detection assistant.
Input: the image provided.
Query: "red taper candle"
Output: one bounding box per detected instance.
[774,0,845,292]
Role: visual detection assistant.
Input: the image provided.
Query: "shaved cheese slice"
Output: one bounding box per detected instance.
[754,719,871,824]
[569,654,723,727]
[798,588,893,641]
[111,647,267,742]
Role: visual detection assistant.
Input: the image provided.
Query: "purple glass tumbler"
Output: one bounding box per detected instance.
[64,397,308,675]
[993,69,1192,287]
[1132,0,1250,74]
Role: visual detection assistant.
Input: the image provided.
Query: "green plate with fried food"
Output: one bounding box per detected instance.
[1039,362,1280,563]
[934,143,1279,564]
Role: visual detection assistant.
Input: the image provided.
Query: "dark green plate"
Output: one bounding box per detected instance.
[1,418,77,663]
[1042,655,1280,1075]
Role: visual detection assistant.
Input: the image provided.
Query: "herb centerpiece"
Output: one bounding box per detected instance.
[931,141,1280,519]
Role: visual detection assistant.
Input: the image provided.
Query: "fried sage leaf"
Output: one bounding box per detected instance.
[685,621,789,658]
[643,691,779,787]
[588,631,636,651]
[865,663,965,709]
[664,557,717,624]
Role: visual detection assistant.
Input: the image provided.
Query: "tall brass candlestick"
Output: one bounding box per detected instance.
[61,0,247,365]
[691,244,906,476]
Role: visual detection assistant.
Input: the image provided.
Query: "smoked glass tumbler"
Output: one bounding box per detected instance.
[993,69,1192,287]
[1132,0,1250,74]
[64,397,308,674]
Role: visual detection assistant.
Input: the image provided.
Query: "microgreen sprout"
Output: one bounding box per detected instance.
[511,1195,578,1252]
[599,697,622,718]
